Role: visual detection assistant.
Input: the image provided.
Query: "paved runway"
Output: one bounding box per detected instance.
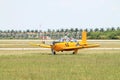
[0,48,120,50]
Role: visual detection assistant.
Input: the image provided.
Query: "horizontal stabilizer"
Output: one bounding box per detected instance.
[83,44,100,48]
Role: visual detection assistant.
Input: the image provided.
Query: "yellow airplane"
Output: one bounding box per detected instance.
[30,31,99,55]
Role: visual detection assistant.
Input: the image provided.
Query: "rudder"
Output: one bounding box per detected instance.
[81,31,87,44]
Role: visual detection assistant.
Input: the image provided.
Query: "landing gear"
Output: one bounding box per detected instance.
[73,52,75,54]
[51,48,56,55]
[73,49,78,54]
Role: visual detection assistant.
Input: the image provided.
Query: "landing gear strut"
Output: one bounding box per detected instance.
[51,48,56,55]
[73,49,78,54]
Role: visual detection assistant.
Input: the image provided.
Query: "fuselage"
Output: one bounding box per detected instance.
[52,41,79,51]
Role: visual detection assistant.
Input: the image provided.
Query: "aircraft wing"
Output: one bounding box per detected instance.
[62,44,99,50]
[30,43,51,48]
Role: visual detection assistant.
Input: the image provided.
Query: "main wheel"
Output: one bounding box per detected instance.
[73,52,75,54]
[73,51,77,54]
[51,48,56,55]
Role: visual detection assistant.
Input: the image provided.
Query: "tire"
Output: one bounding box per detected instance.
[73,52,77,54]
[73,52,75,54]
[51,49,56,55]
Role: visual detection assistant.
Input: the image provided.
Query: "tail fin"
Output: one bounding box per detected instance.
[81,31,87,44]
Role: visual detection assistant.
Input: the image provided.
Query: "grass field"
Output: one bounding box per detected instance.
[0,40,120,80]
[0,52,120,80]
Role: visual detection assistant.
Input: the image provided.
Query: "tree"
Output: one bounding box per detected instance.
[84,28,88,32]
[117,27,120,30]
[31,30,34,33]
[79,29,83,32]
[11,29,14,34]
[106,28,110,31]
[35,30,38,33]
[18,30,22,33]
[111,27,115,31]
[60,28,64,32]
[94,28,99,32]
[56,29,59,32]
[74,28,79,38]
[90,29,93,32]
[70,28,74,32]
[47,29,51,33]
[65,29,69,32]
[26,29,30,33]
[75,28,78,32]
[100,28,104,32]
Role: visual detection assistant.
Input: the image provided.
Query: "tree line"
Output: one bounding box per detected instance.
[0,27,120,39]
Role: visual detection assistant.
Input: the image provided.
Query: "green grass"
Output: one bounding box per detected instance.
[0,40,120,80]
[0,51,120,80]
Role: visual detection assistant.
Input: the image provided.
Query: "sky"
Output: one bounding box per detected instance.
[0,0,120,30]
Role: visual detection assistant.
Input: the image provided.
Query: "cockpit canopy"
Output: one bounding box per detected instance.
[59,36,77,42]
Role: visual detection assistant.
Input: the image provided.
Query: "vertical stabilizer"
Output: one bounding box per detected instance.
[81,31,87,44]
